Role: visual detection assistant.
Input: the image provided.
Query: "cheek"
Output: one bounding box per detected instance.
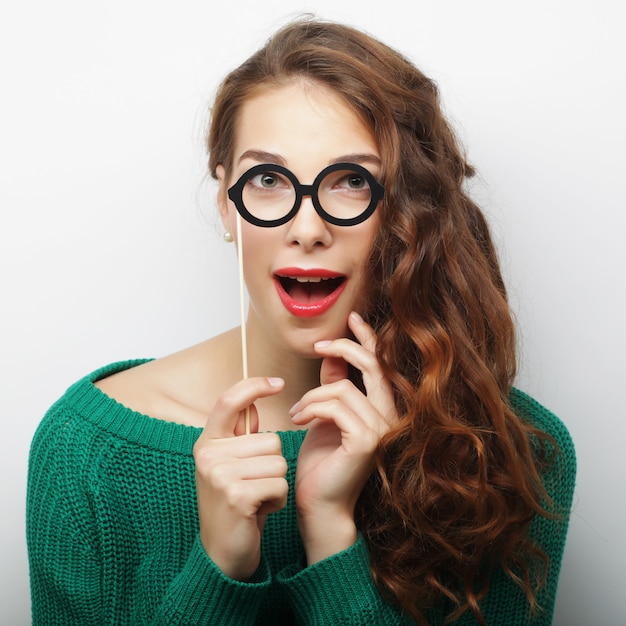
[239,228,273,284]
[353,220,379,266]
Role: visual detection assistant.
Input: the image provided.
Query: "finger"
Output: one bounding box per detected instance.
[291,398,381,452]
[347,310,378,352]
[314,316,392,401]
[292,380,389,436]
[313,314,379,374]
[195,432,283,467]
[249,477,290,516]
[205,458,289,517]
[202,377,284,438]
[205,454,288,485]
[314,337,379,380]
[319,356,348,386]
[310,340,397,428]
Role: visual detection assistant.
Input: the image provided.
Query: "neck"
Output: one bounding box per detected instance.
[250,345,321,405]
[244,315,322,431]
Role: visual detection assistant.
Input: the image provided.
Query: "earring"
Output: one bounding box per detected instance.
[223,231,234,243]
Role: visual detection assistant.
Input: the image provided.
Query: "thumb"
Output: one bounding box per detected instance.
[320,356,348,385]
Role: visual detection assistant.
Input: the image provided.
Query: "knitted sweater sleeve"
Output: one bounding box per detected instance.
[26,398,271,626]
[148,536,272,625]
[277,536,412,625]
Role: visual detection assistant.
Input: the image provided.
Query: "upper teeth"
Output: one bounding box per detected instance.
[288,276,328,283]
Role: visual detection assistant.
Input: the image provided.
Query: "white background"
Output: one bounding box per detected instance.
[1,1,623,624]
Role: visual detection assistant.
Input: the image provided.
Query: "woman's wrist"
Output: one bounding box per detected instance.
[298,512,358,565]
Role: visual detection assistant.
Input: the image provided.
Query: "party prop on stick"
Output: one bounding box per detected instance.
[235,211,251,434]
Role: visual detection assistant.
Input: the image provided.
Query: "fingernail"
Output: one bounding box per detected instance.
[314,340,332,349]
[350,311,363,324]
[268,377,284,387]
[289,401,301,416]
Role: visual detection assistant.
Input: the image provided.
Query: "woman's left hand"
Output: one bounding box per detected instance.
[290,311,398,565]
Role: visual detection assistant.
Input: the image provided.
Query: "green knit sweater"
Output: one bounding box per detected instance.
[27,360,576,625]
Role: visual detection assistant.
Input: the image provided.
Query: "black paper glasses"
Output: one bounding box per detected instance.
[227,162,384,227]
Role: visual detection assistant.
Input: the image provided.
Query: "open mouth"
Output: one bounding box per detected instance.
[277,274,346,304]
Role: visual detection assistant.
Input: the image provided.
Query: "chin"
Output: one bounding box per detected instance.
[280,314,350,353]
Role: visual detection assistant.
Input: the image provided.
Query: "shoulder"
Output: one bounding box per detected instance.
[509,388,575,458]
[94,329,241,427]
[510,388,577,514]
[28,360,149,495]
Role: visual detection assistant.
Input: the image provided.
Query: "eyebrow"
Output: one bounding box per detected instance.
[238,150,287,166]
[237,149,382,168]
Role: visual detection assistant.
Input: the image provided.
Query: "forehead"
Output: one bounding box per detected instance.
[232,82,379,171]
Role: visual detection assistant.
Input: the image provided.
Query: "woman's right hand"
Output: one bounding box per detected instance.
[193,377,288,581]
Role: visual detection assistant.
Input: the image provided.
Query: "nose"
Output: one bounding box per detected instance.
[285,194,332,250]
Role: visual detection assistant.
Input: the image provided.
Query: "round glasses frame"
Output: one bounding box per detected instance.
[227,162,385,228]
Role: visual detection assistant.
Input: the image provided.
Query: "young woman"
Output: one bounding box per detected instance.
[27,18,576,626]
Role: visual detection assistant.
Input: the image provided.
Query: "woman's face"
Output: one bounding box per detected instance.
[217,81,381,357]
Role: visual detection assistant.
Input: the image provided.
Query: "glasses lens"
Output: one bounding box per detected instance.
[317,167,374,221]
[240,168,296,222]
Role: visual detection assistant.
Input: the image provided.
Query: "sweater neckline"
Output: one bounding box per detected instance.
[62,359,306,458]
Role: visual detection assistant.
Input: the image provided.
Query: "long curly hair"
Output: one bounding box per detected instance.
[207,17,555,625]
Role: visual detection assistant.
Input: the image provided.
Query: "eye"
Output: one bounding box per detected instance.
[328,171,372,193]
[258,173,278,188]
[248,170,290,190]
[346,174,367,190]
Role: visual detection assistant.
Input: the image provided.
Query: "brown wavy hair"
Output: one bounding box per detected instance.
[207,17,554,625]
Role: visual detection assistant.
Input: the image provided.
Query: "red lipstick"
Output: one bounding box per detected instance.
[274,268,347,318]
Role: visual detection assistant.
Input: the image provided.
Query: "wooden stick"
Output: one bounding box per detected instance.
[235,211,251,434]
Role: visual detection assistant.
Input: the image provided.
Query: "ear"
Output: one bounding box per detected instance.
[215,164,232,232]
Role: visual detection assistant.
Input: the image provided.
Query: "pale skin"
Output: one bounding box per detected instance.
[95,80,398,581]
